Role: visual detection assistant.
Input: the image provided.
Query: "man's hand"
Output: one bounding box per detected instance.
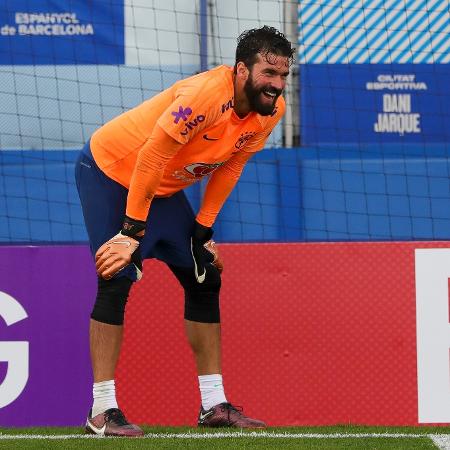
[95,216,146,280]
[204,239,224,274]
[191,221,223,283]
[95,233,141,280]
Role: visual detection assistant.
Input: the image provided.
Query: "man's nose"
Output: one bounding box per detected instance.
[270,77,285,92]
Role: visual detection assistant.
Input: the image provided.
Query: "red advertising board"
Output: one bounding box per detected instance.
[117,242,450,426]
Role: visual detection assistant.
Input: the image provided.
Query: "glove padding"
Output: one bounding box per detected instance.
[204,239,223,274]
[95,215,146,281]
[191,221,223,283]
[95,232,142,281]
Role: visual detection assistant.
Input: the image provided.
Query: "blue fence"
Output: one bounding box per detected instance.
[1,144,449,243]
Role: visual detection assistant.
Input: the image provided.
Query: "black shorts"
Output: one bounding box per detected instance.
[75,140,196,281]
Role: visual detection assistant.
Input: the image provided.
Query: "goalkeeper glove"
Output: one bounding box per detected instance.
[95,216,146,281]
[191,221,223,283]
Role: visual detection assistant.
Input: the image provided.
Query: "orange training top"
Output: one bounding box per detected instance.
[90,65,285,227]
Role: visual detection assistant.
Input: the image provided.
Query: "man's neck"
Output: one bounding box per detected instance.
[232,75,251,119]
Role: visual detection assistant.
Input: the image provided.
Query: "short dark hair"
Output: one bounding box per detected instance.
[235,26,295,72]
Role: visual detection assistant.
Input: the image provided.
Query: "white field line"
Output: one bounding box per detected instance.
[0,431,450,449]
[0,431,449,439]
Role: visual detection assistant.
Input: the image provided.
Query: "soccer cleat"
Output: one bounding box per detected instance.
[197,402,266,428]
[85,408,144,437]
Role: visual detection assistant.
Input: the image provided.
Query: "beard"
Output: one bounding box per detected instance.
[243,75,282,116]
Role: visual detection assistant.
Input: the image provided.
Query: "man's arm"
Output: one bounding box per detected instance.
[195,98,286,225]
[95,125,183,280]
[189,150,253,282]
[196,150,254,227]
[126,124,183,221]
[191,115,282,282]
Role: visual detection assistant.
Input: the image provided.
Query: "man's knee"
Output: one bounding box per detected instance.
[169,264,221,323]
[91,276,133,325]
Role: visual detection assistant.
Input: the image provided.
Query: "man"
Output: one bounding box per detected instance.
[75,25,294,436]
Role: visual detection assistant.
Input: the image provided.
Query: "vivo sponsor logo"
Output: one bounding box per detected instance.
[0,291,29,408]
[171,106,193,124]
[415,249,450,423]
[180,115,206,136]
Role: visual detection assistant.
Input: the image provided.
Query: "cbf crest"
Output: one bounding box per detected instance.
[234,131,256,150]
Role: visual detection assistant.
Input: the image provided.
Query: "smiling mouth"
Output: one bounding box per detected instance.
[262,90,277,100]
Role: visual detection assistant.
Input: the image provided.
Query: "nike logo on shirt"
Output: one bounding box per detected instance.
[203,134,220,141]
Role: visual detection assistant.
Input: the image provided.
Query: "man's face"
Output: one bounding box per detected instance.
[243,52,290,116]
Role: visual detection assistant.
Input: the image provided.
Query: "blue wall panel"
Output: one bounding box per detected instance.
[301,64,450,145]
[1,146,450,243]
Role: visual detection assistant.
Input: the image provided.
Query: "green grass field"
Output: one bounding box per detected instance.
[1,426,449,450]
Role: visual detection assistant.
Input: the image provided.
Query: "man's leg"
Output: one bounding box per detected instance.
[90,320,123,382]
[168,263,265,428]
[168,265,222,359]
[185,321,221,375]
[90,275,133,384]
[154,192,265,427]
[75,144,144,436]
[84,276,144,437]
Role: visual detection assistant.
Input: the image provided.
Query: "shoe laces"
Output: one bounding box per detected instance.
[104,408,129,426]
[220,403,244,422]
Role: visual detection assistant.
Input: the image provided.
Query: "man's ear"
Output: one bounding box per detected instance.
[235,61,249,81]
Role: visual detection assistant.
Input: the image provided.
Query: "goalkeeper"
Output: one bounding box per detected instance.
[75,25,294,436]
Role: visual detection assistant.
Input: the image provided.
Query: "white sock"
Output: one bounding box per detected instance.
[92,380,118,417]
[198,374,227,410]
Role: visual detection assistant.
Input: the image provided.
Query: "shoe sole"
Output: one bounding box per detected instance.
[85,425,144,437]
[198,423,266,429]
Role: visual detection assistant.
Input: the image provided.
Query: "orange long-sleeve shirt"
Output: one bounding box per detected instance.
[90,65,285,226]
